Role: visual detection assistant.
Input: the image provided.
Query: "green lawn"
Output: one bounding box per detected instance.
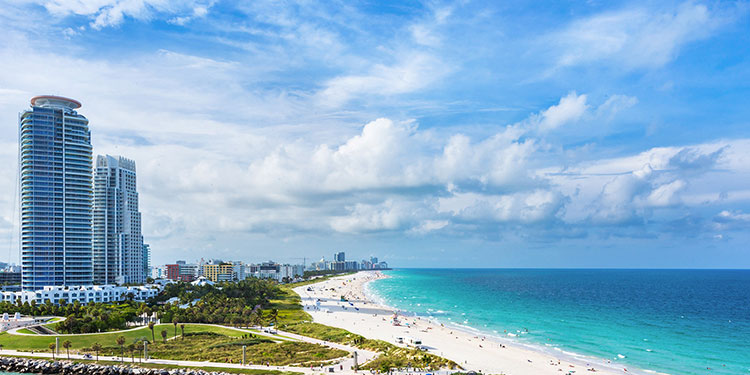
[96,332,348,367]
[0,324,244,351]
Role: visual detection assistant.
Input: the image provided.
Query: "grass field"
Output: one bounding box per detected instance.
[96,332,348,366]
[0,324,247,351]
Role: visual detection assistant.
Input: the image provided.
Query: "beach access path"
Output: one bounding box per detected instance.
[294,271,643,375]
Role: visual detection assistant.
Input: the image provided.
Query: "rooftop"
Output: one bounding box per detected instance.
[30,95,82,110]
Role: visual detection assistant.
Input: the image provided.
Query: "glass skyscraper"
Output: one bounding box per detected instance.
[19,96,93,290]
[93,155,145,284]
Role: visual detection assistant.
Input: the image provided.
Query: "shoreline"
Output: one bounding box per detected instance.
[360,273,629,373]
[295,271,663,375]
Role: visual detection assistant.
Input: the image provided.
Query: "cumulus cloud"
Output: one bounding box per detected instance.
[2,0,749,264]
[438,190,567,224]
[532,92,588,132]
[330,200,412,233]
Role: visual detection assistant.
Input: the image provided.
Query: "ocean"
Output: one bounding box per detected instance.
[366,269,750,375]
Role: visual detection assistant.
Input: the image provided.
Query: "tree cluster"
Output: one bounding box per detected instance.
[152,278,280,326]
[0,299,142,333]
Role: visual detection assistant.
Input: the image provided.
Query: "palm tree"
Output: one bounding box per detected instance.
[148,322,155,343]
[92,343,102,361]
[180,324,185,340]
[268,308,279,330]
[250,310,261,328]
[116,336,126,362]
[62,340,72,359]
[135,340,145,363]
[173,321,178,338]
[49,342,56,360]
[160,329,167,343]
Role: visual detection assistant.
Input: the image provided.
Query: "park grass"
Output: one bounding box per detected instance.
[0,324,244,351]
[269,286,311,327]
[16,328,37,334]
[96,332,348,367]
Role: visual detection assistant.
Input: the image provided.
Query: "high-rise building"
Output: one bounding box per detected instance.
[19,96,93,290]
[93,155,144,284]
[142,244,151,278]
[333,252,345,262]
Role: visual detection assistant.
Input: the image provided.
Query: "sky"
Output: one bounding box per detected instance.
[0,0,749,268]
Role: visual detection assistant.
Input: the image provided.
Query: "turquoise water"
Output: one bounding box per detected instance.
[367,269,750,375]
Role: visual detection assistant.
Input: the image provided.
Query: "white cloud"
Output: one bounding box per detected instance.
[533,92,588,132]
[550,2,726,69]
[316,52,450,107]
[330,200,410,233]
[168,3,212,25]
[595,95,639,121]
[410,220,450,234]
[644,179,686,207]
[712,210,750,231]
[37,0,214,29]
[438,190,566,224]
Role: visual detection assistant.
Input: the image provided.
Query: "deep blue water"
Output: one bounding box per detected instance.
[367,269,750,375]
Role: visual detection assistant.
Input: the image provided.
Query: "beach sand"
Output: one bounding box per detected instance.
[294,271,640,375]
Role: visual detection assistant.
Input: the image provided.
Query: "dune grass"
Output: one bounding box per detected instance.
[273,278,459,371]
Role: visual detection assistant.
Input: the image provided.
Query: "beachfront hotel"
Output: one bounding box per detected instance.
[19,96,94,290]
[93,155,146,284]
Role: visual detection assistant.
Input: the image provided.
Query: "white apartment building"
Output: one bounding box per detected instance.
[0,285,158,305]
[93,155,145,284]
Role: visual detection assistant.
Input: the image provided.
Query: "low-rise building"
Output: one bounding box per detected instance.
[202,263,234,282]
[0,270,21,285]
[0,285,158,305]
[165,262,197,282]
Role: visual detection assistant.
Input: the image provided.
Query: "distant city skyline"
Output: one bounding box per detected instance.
[1,1,749,268]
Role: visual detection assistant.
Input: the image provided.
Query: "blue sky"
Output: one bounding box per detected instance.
[1,0,749,267]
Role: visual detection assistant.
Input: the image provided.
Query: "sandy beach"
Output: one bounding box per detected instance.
[294,271,645,375]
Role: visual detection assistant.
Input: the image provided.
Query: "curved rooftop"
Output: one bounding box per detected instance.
[30,95,82,110]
